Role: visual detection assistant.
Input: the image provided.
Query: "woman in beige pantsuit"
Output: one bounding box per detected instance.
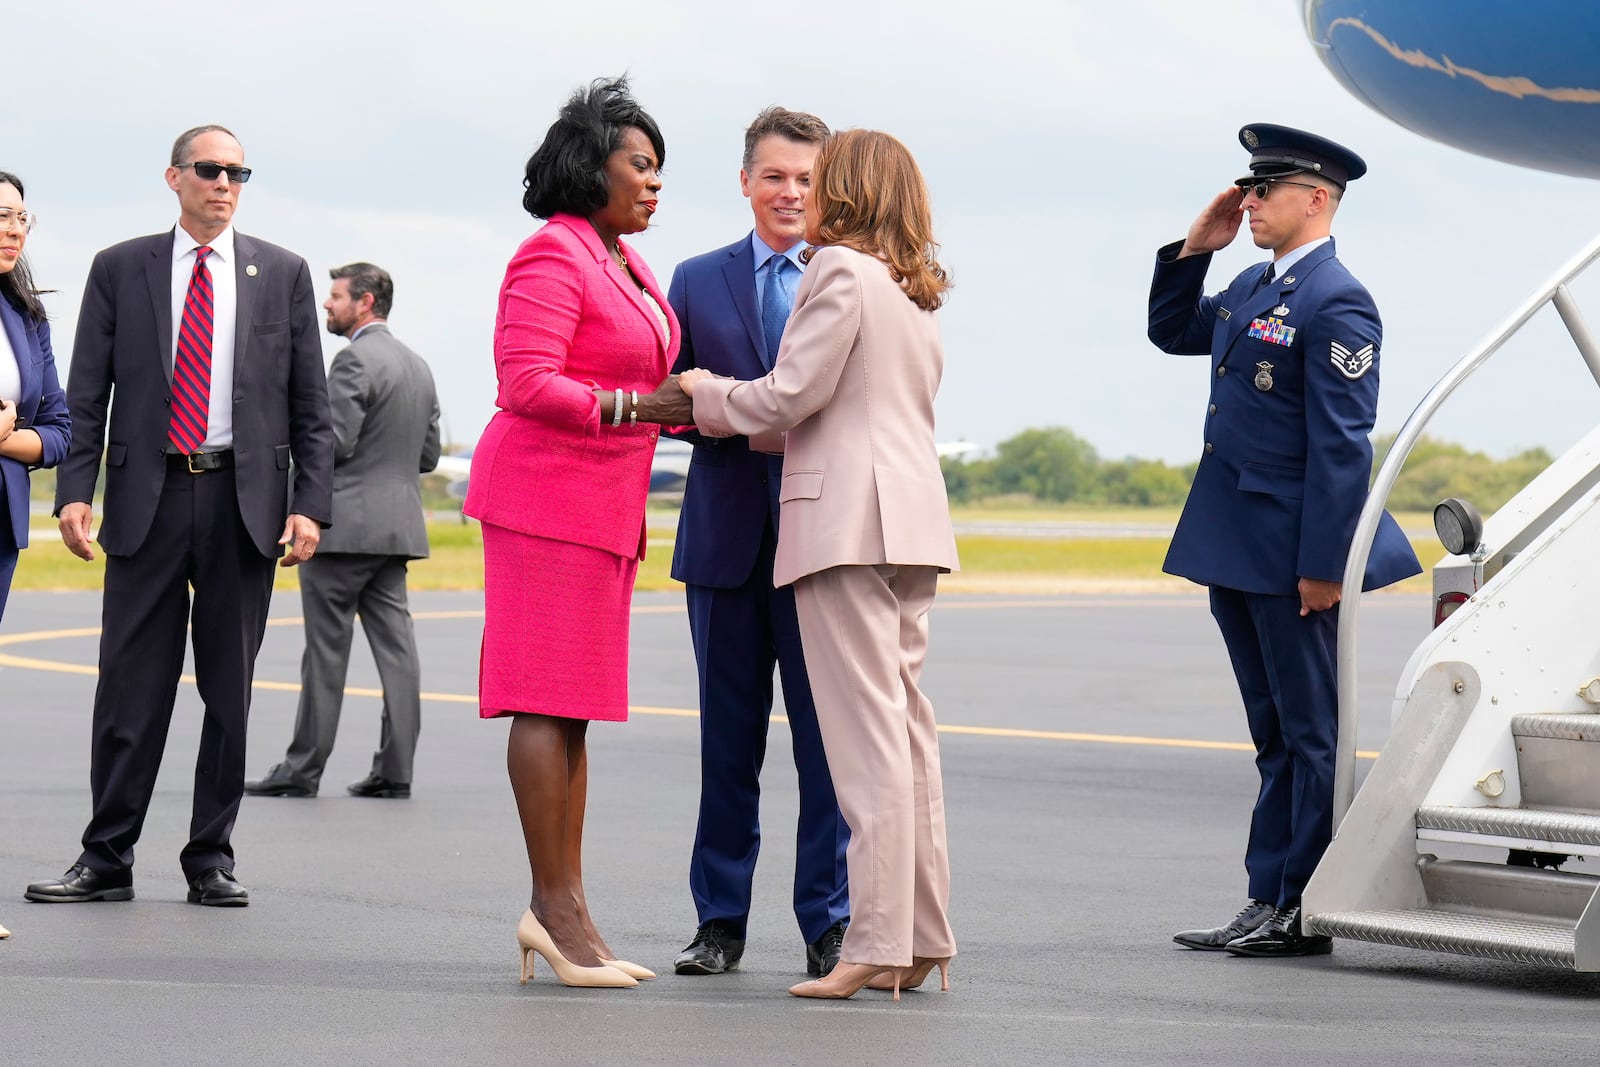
[679,128,957,1002]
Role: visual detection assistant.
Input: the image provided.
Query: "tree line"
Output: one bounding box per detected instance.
[941,427,1554,513]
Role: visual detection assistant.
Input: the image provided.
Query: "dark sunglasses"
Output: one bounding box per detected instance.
[177,161,253,183]
[1239,177,1317,199]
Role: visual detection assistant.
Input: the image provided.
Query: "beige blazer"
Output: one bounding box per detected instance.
[691,245,959,588]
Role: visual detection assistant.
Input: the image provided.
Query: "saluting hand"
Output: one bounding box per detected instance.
[1179,187,1246,258]
[278,513,321,567]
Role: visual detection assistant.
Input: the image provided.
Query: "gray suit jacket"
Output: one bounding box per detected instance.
[319,323,441,558]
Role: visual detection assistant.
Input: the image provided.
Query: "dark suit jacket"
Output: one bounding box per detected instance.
[319,323,440,558]
[55,229,333,557]
[1,296,71,548]
[1147,237,1419,595]
[666,234,784,588]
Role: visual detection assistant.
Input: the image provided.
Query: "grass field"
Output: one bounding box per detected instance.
[15,507,1445,595]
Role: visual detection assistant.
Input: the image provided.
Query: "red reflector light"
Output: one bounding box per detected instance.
[1434,591,1470,628]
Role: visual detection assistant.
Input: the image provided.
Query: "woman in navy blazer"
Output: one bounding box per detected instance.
[0,171,70,941]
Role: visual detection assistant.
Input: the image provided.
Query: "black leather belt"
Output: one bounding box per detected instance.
[167,449,235,474]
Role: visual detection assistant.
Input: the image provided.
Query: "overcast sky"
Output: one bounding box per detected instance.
[12,0,1600,464]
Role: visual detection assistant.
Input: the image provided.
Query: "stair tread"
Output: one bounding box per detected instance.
[1417,804,1600,845]
[1511,713,1600,740]
[1309,907,1576,967]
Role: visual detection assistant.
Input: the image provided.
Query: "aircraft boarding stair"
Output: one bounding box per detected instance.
[1301,238,1600,971]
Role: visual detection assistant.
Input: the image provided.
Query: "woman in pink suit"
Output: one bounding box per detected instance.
[465,77,691,989]
[680,129,958,1001]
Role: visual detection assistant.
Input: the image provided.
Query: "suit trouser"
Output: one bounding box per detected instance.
[282,553,422,788]
[0,515,16,623]
[686,523,849,942]
[1208,586,1339,908]
[793,564,955,967]
[79,467,276,880]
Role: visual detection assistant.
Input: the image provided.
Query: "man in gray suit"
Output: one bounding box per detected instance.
[246,262,440,799]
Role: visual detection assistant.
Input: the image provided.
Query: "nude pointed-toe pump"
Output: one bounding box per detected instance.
[517,910,638,988]
[599,956,656,980]
[789,962,898,1001]
[867,956,952,993]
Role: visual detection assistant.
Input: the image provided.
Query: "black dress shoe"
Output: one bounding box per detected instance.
[347,773,410,798]
[1173,898,1274,950]
[25,863,134,903]
[805,918,848,977]
[673,920,745,975]
[1225,905,1332,957]
[187,867,249,907]
[244,763,316,798]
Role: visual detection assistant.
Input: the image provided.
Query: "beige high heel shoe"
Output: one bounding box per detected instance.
[867,956,952,993]
[789,961,898,1001]
[517,910,638,988]
[599,956,656,980]
[0,921,9,939]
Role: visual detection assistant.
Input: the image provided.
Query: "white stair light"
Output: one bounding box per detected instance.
[1475,770,1506,799]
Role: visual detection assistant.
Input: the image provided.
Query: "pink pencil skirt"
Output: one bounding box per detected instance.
[478,522,637,721]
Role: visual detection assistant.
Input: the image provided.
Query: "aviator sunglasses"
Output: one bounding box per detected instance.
[1238,177,1318,199]
[176,161,253,183]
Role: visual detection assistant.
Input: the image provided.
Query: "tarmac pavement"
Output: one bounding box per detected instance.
[2,588,1597,1065]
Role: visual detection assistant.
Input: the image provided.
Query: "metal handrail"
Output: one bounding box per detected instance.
[1334,231,1600,826]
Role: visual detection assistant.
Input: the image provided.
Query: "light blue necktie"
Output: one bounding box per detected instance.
[760,255,792,370]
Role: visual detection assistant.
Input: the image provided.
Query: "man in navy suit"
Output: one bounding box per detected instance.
[26,125,332,909]
[666,107,850,977]
[1148,124,1421,957]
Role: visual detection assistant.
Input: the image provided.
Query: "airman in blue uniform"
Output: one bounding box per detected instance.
[1148,123,1421,957]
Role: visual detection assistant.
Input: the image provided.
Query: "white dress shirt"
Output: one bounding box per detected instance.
[0,312,19,405]
[171,223,238,449]
[1271,235,1331,275]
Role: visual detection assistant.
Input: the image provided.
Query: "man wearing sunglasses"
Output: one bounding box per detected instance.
[1147,123,1419,957]
[27,124,333,910]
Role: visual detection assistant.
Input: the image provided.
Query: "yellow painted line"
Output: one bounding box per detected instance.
[0,611,1381,759]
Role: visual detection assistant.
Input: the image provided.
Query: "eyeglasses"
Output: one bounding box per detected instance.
[1241,178,1319,199]
[0,208,35,234]
[176,161,253,184]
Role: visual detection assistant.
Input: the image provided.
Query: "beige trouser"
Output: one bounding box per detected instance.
[792,564,955,967]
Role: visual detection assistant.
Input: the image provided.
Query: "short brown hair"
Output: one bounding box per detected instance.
[742,107,829,173]
[330,262,394,318]
[806,129,950,311]
[171,124,240,166]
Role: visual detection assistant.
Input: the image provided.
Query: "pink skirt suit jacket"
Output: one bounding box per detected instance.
[465,214,677,721]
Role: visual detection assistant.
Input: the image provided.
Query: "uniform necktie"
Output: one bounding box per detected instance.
[761,255,792,370]
[170,245,214,454]
[1258,263,1276,290]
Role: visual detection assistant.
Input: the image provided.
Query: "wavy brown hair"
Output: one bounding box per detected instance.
[804,129,949,311]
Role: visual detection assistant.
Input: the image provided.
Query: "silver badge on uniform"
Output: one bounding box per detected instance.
[1254,361,1275,391]
[1283,275,1295,285]
[1271,304,1289,317]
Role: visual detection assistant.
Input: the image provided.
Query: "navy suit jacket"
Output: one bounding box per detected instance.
[1148,238,1420,595]
[666,234,785,588]
[55,229,333,558]
[0,296,71,548]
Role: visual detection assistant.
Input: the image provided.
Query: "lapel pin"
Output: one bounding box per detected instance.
[245,264,258,277]
[1282,275,1295,285]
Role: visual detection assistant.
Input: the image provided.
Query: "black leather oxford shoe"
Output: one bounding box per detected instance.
[244,763,316,798]
[1173,899,1274,950]
[187,867,250,907]
[1225,905,1332,957]
[25,863,135,903]
[347,773,410,798]
[673,920,746,975]
[805,918,848,977]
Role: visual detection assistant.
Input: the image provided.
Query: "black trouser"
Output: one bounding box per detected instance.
[78,467,276,880]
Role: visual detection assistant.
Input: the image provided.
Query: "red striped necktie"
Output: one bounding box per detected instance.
[169,245,214,454]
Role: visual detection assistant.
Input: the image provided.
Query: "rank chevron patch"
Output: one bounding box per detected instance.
[1331,340,1375,380]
